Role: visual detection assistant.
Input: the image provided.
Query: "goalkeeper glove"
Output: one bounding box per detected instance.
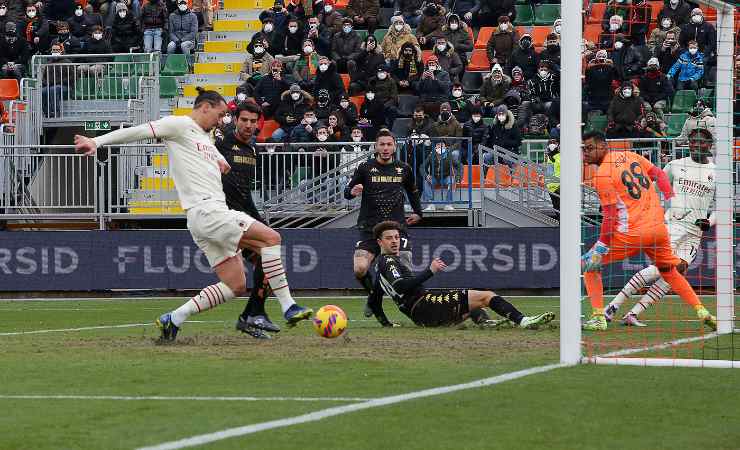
[695,218,711,231]
[582,241,609,272]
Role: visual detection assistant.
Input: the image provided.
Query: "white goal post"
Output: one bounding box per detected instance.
[559,0,737,367]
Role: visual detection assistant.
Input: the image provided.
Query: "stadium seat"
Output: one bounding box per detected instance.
[474,27,494,49]
[584,23,602,44]
[421,50,433,64]
[397,94,419,117]
[514,5,534,25]
[335,0,348,8]
[588,2,606,24]
[159,76,178,98]
[101,76,140,99]
[350,95,364,111]
[665,113,687,137]
[257,119,280,142]
[488,164,512,187]
[531,26,551,48]
[697,87,714,103]
[355,29,368,42]
[458,164,482,188]
[373,28,388,43]
[534,4,560,25]
[511,165,544,187]
[608,140,632,151]
[671,90,697,113]
[378,8,394,28]
[649,1,662,21]
[340,73,350,91]
[290,166,311,188]
[0,79,20,100]
[161,54,188,76]
[461,71,483,93]
[391,117,411,136]
[734,138,740,161]
[586,114,608,133]
[467,49,490,71]
[112,54,148,76]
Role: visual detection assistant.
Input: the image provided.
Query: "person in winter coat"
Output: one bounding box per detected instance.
[327,111,350,142]
[344,0,379,33]
[600,0,630,34]
[349,34,384,94]
[416,0,446,49]
[289,108,319,143]
[667,40,704,91]
[679,8,716,64]
[518,60,559,129]
[331,18,363,73]
[55,21,82,54]
[368,65,398,108]
[21,3,50,55]
[259,0,289,35]
[657,30,681,74]
[409,105,435,136]
[274,16,303,59]
[505,65,527,107]
[639,111,668,138]
[111,3,141,52]
[141,0,168,52]
[639,57,673,117]
[382,15,420,61]
[422,141,457,206]
[430,101,463,153]
[675,100,715,145]
[318,0,343,35]
[538,33,560,71]
[390,41,424,94]
[240,37,275,81]
[292,38,320,87]
[483,104,521,166]
[486,15,517,69]
[647,15,681,56]
[599,14,624,50]
[658,0,693,27]
[0,0,19,29]
[432,37,463,82]
[358,88,386,139]
[584,50,618,114]
[254,60,291,117]
[190,0,213,31]
[78,24,110,77]
[448,82,472,124]
[606,81,644,138]
[247,17,280,55]
[466,0,515,29]
[67,3,103,45]
[273,83,314,141]
[0,22,29,79]
[479,63,511,115]
[442,14,472,66]
[167,0,197,55]
[312,55,346,106]
[508,33,538,80]
[414,55,451,111]
[626,0,651,46]
[336,94,358,127]
[462,105,487,164]
[609,34,643,80]
[42,41,73,118]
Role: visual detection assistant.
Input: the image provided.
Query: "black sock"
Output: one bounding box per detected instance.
[241,259,268,319]
[469,308,489,324]
[489,295,524,324]
[357,272,374,294]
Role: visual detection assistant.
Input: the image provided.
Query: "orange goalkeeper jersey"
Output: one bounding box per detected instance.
[593,151,665,236]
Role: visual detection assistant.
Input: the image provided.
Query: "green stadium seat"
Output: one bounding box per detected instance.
[666,113,687,137]
[373,28,388,44]
[159,76,178,98]
[671,89,697,113]
[112,54,149,76]
[161,54,188,76]
[290,167,311,189]
[74,77,96,100]
[697,87,714,103]
[101,76,140,99]
[587,114,608,133]
[534,4,560,25]
[356,29,368,42]
[514,5,534,25]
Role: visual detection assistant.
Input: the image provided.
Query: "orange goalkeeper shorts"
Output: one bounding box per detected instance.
[601,224,680,269]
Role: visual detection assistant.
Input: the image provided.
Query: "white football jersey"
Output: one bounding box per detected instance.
[663,156,715,234]
[93,115,226,210]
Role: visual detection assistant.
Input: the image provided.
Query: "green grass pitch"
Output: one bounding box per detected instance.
[0,296,738,450]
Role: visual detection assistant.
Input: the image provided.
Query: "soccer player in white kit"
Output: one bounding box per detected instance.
[74,89,313,341]
[605,128,716,327]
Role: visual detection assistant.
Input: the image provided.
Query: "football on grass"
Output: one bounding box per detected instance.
[313,305,348,338]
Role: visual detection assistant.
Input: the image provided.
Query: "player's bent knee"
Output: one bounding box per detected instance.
[676,260,689,274]
[656,265,673,273]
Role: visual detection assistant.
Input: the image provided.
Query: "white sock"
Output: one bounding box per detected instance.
[610,265,660,310]
[629,277,670,317]
[171,282,235,326]
[261,245,295,313]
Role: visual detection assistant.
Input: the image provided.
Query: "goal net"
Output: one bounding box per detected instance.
[560,0,738,368]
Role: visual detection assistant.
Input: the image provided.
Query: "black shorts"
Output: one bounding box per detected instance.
[354,229,410,256]
[409,289,470,327]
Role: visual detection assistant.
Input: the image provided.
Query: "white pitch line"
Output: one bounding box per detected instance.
[596,332,720,358]
[135,363,564,450]
[0,395,370,402]
[0,323,153,336]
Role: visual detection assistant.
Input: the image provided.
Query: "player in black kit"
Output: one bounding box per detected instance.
[215,101,279,340]
[343,130,423,323]
[370,221,556,328]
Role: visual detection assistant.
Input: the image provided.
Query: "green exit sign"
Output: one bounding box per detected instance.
[84,120,111,131]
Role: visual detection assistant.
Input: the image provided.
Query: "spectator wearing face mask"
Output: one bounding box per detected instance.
[432,37,463,83]
[466,0,515,29]
[430,102,463,156]
[248,17,279,55]
[0,2,12,34]
[274,83,314,141]
[606,81,644,138]
[584,50,618,114]
[275,17,303,60]
[508,33,538,80]
[259,0,288,34]
[349,34,384,94]
[344,0,378,33]
[639,111,668,138]
[639,57,673,118]
[290,109,319,143]
[240,38,274,82]
[504,65,526,107]
[140,0,168,52]
[167,0,197,55]
[336,94,358,127]
[254,59,290,118]
[448,82,472,124]
[609,34,644,80]
[42,42,72,118]
[422,140,457,209]
[486,16,517,69]
[22,3,50,54]
[519,61,559,129]
[67,4,103,43]
[54,21,82,54]
[318,0,343,35]
[667,40,704,91]
[657,0,693,28]
[647,16,681,56]
[600,0,630,34]
[462,105,486,164]
[331,18,363,74]
[409,105,434,135]
[480,63,511,115]
[292,38,320,86]
[483,104,521,166]
[382,15,420,62]
[442,15,472,67]
[675,99,715,146]
[368,65,400,125]
[104,0,142,28]
[314,88,336,120]
[358,89,386,138]
[312,56,346,106]
[391,41,424,94]
[394,0,423,28]
[627,0,651,47]
[416,0,445,50]
[657,30,681,73]
[679,8,716,65]
[599,15,624,50]
[414,55,451,114]
[544,138,560,217]
[111,3,140,52]
[539,33,560,72]
[78,24,110,77]
[0,21,29,79]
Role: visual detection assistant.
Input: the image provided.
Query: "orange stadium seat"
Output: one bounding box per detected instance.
[475,27,494,49]
[340,73,350,91]
[531,26,551,47]
[257,119,280,143]
[421,50,433,64]
[649,1,662,21]
[511,165,544,187]
[350,95,364,111]
[588,2,606,24]
[467,49,490,71]
[489,164,512,187]
[608,140,632,151]
[700,5,716,21]
[734,138,740,161]
[458,164,482,188]
[584,23,602,44]
[0,79,20,101]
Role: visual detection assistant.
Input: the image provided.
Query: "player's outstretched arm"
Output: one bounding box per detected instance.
[74,135,98,156]
[391,258,443,294]
[647,165,674,199]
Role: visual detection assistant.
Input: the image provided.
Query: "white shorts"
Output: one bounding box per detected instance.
[187,202,256,267]
[668,223,701,265]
